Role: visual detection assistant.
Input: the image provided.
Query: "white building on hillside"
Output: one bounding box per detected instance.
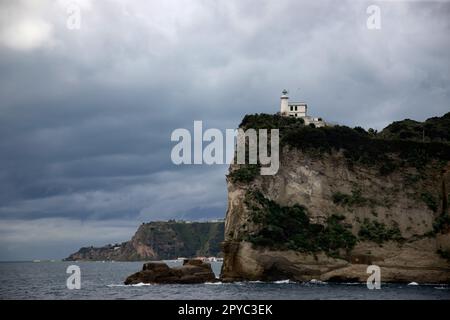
[279,89,325,127]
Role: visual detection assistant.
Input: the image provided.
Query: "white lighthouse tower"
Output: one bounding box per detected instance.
[278,89,326,127]
[280,89,289,115]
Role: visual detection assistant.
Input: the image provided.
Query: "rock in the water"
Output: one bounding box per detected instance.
[124,259,217,285]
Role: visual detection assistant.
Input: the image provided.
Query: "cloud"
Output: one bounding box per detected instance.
[0,218,137,260]
[0,0,56,51]
[0,18,53,51]
[0,0,449,259]
[0,167,227,221]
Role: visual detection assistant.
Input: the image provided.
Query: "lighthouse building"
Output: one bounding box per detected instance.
[279,89,325,127]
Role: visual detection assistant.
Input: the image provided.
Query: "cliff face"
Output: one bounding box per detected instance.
[65,221,224,261]
[220,113,450,283]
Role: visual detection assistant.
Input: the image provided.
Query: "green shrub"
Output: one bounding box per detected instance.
[244,190,356,254]
[404,173,421,185]
[379,160,397,175]
[332,189,370,207]
[437,249,450,261]
[240,113,304,131]
[332,192,351,205]
[380,112,450,143]
[421,192,438,212]
[358,219,403,244]
[433,213,450,233]
[228,164,260,183]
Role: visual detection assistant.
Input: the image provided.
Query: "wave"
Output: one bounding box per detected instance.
[273,279,292,284]
[131,282,152,287]
[231,280,295,285]
[107,283,153,287]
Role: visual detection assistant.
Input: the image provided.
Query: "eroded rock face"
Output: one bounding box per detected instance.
[221,240,450,283]
[124,259,217,285]
[221,147,450,283]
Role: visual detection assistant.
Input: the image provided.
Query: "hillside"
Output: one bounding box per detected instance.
[220,112,450,283]
[380,112,450,143]
[65,220,224,261]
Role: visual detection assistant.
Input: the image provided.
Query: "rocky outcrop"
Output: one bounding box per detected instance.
[124,259,217,285]
[221,239,450,283]
[65,221,224,261]
[220,113,450,283]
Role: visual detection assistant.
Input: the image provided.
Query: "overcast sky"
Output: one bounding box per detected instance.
[0,0,449,260]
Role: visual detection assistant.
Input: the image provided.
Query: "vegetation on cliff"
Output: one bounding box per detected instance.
[228,112,450,235]
[228,164,260,183]
[437,249,450,262]
[380,112,450,143]
[168,221,224,257]
[433,213,450,234]
[242,189,440,253]
[420,192,439,212]
[332,189,375,208]
[358,219,403,244]
[229,112,450,183]
[243,190,357,256]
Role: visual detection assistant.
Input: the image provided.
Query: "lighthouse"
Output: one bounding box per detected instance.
[278,89,326,127]
[279,89,307,118]
[280,89,289,115]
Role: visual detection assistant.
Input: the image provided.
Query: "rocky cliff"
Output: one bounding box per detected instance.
[220,113,450,283]
[65,221,224,261]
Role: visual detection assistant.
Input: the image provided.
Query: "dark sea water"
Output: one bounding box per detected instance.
[0,261,449,300]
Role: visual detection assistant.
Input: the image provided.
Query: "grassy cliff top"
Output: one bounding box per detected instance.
[237,112,450,172]
[240,112,450,144]
[380,112,450,143]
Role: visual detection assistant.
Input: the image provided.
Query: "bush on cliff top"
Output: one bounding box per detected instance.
[239,113,305,131]
[228,164,260,183]
[238,113,450,174]
[380,112,450,143]
[226,113,450,184]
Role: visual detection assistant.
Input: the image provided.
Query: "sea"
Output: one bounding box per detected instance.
[0,261,449,300]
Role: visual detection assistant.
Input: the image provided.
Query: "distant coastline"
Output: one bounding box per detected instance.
[65,220,224,261]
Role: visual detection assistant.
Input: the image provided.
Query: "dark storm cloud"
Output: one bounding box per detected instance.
[0,0,449,259]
